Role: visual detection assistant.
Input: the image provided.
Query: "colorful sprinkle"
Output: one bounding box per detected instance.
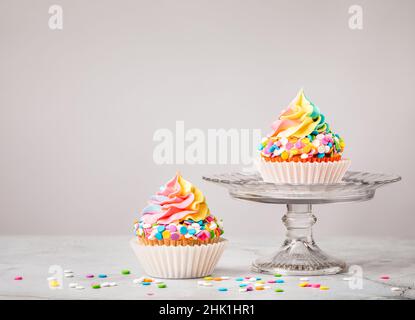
[157,283,167,288]
[98,274,107,278]
[92,284,101,289]
[218,287,228,292]
[121,270,130,275]
[14,276,23,281]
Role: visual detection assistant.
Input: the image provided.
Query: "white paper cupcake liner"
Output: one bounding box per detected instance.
[256,158,351,184]
[130,238,227,279]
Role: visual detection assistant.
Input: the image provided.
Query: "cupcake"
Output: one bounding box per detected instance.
[130,173,226,278]
[257,89,351,184]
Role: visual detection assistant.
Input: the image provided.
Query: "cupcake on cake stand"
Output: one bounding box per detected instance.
[204,89,400,275]
[203,170,400,275]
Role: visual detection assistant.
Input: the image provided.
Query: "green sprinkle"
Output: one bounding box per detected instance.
[274,274,282,277]
[157,283,167,288]
[92,284,101,289]
[275,288,284,292]
[121,270,130,275]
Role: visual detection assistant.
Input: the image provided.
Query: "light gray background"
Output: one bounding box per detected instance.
[0,0,414,239]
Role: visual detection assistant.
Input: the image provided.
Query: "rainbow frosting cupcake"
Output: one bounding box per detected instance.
[130,173,227,278]
[257,89,351,184]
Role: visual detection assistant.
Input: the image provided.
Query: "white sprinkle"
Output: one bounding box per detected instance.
[197,281,212,287]
[64,273,74,278]
[280,137,288,146]
[239,288,247,292]
[109,282,117,287]
[47,277,57,281]
[101,282,110,287]
[133,278,144,284]
[221,276,230,280]
[300,277,309,281]
[75,285,85,290]
[248,277,257,282]
[63,269,73,273]
[391,287,403,292]
[342,277,352,281]
[300,153,308,159]
[69,283,78,288]
[264,286,271,289]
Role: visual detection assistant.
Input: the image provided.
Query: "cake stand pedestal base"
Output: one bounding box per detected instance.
[251,204,346,275]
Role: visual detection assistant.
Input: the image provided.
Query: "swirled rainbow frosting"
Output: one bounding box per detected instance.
[134,173,223,242]
[259,89,345,162]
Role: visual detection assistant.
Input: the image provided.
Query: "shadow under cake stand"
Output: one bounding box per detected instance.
[203,171,401,276]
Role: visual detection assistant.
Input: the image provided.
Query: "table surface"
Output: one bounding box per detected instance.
[0,236,414,300]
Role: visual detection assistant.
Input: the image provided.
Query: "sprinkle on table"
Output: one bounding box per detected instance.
[121,270,131,275]
[157,283,167,288]
[320,286,329,290]
[380,275,390,280]
[275,288,284,293]
[218,287,228,292]
[14,276,23,281]
[92,284,101,289]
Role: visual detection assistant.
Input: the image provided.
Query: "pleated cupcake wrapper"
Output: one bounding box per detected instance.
[257,159,351,184]
[130,238,227,279]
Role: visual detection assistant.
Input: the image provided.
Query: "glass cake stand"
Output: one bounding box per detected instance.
[203,170,401,275]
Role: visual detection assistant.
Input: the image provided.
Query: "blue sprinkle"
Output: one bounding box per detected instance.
[157,225,165,232]
[198,220,203,225]
[180,226,188,235]
[239,284,247,287]
[200,226,205,230]
[155,232,163,240]
[317,153,325,158]
[328,142,333,147]
[218,287,228,292]
[142,282,151,286]
[269,145,276,152]
[312,130,319,135]
[257,143,265,151]
[276,279,285,283]
[256,277,261,280]
[235,277,244,281]
[188,229,196,235]
[98,274,107,278]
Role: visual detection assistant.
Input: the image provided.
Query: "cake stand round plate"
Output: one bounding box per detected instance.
[203,170,401,275]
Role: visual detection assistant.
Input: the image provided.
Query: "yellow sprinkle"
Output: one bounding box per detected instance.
[320,286,329,290]
[256,286,265,290]
[50,280,60,287]
[281,151,289,160]
[204,276,213,281]
[290,149,298,156]
[302,145,312,153]
[162,230,170,239]
[299,282,309,287]
[302,138,310,144]
[256,280,265,284]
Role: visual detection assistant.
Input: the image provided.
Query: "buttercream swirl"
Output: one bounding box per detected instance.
[271,89,329,139]
[259,89,345,161]
[141,173,209,225]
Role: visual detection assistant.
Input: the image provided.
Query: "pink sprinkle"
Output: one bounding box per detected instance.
[14,276,23,280]
[285,142,293,150]
[380,275,390,280]
[86,274,94,278]
[170,232,180,240]
[311,284,320,288]
[246,286,254,292]
[267,280,276,283]
[167,224,177,232]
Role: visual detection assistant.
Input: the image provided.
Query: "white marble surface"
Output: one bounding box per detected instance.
[0,236,414,300]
